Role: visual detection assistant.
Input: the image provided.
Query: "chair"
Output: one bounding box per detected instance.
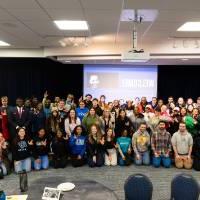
[171,173,200,200]
[124,173,153,200]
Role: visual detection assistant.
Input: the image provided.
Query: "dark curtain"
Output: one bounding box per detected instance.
[0,60,199,105]
[157,65,200,102]
[0,58,83,105]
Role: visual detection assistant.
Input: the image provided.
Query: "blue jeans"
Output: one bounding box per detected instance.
[153,155,171,168]
[135,151,150,165]
[14,157,31,173]
[34,155,49,170]
[118,153,132,166]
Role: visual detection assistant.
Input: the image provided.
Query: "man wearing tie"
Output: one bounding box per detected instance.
[8,98,31,140]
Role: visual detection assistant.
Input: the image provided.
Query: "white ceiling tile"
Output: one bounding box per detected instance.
[124,0,200,10]
[23,21,62,36]
[0,8,15,20]
[86,10,121,35]
[0,0,39,9]
[81,0,122,10]
[7,9,50,21]
[37,0,81,9]
[47,9,85,20]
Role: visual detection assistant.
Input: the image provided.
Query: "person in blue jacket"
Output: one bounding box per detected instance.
[69,125,87,167]
[75,101,89,122]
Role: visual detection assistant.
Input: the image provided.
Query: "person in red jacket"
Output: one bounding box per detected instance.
[0,110,9,141]
[0,96,10,141]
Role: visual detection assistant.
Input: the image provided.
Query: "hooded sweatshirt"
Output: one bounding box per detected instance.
[69,134,86,157]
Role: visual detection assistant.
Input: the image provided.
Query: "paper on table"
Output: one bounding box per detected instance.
[6,195,28,200]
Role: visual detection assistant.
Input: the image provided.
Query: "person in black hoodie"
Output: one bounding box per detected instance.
[33,128,49,170]
[115,109,133,138]
[51,130,68,168]
[92,98,103,116]
[87,124,104,167]
[12,128,33,173]
[31,103,46,135]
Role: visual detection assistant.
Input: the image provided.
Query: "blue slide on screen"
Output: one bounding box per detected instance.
[83,65,158,102]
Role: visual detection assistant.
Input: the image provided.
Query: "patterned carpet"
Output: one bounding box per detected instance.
[1,165,200,200]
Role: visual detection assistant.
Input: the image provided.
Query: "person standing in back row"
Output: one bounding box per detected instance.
[8,98,31,140]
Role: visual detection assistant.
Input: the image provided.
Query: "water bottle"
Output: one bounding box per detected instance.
[0,191,6,200]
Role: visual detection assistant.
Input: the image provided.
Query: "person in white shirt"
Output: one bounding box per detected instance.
[64,109,81,137]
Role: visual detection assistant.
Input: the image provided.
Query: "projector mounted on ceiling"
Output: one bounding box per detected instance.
[121,50,150,63]
[121,10,150,63]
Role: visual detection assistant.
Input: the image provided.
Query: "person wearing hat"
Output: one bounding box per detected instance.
[168,107,182,135]
[143,105,155,125]
[171,122,193,169]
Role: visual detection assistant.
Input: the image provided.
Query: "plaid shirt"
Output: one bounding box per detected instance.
[151,129,171,154]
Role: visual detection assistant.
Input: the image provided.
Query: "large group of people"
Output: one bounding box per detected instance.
[1,93,200,176]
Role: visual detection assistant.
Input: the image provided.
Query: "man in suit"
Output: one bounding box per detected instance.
[8,98,31,140]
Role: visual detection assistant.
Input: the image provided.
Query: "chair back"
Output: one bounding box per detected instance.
[171,173,200,200]
[124,173,153,200]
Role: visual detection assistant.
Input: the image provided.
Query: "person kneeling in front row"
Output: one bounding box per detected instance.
[69,125,86,167]
[87,125,105,167]
[104,128,117,166]
[117,129,132,166]
[171,122,193,169]
[33,128,49,170]
[151,121,171,168]
[132,123,150,166]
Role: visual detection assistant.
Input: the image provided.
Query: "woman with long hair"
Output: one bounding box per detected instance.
[33,128,49,170]
[46,110,61,138]
[69,125,86,167]
[0,132,10,175]
[99,95,107,111]
[64,109,81,137]
[115,109,133,138]
[99,109,115,135]
[86,125,104,167]
[104,128,117,166]
[51,130,68,168]
[82,108,101,133]
[12,128,33,173]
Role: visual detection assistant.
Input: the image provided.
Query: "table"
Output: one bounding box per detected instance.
[19,176,119,200]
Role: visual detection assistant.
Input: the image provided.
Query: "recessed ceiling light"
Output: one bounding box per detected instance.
[64,60,71,63]
[181,58,189,61]
[54,20,88,30]
[178,22,200,31]
[0,40,10,46]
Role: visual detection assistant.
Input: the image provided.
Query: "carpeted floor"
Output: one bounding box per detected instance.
[1,165,200,200]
